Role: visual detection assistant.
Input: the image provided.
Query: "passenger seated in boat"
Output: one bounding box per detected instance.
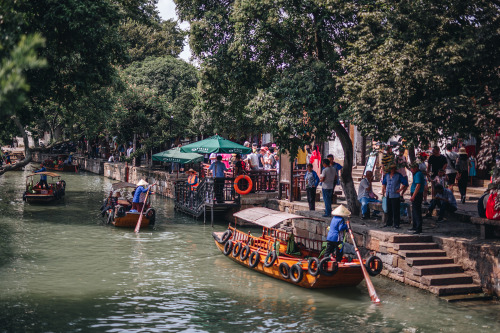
[324,205,350,262]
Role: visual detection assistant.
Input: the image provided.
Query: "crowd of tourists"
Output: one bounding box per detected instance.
[356,144,477,234]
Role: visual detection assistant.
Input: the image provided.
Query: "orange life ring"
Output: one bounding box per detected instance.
[234,175,253,195]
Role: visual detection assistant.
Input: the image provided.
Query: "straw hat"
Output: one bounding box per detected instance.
[137,179,148,187]
[332,205,351,217]
[188,168,197,174]
[458,147,467,155]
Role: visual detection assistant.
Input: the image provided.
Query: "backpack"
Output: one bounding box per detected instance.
[445,152,456,170]
[457,158,468,173]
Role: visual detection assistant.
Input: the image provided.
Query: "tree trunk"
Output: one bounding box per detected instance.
[333,121,360,215]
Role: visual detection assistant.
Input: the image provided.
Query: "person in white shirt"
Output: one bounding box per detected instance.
[320,159,336,217]
[358,171,380,219]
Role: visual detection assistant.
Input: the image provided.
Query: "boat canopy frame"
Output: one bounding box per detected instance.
[111,182,137,190]
[26,172,61,178]
[233,207,322,229]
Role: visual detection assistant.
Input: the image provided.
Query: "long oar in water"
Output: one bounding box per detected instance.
[346,220,381,304]
[134,183,155,233]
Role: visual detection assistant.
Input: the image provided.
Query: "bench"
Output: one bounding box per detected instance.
[470,217,500,239]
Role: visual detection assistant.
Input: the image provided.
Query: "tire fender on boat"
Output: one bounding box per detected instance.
[232,242,242,257]
[263,251,277,267]
[248,251,260,268]
[116,205,126,218]
[365,256,383,276]
[220,230,232,244]
[145,208,156,225]
[290,264,304,283]
[22,192,27,202]
[61,180,66,188]
[239,245,251,261]
[279,262,290,279]
[223,241,233,256]
[319,257,338,277]
[307,257,320,277]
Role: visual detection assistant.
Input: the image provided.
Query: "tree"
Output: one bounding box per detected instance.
[175,0,361,213]
[120,56,199,144]
[341,0,499,154]
[119,19,186,63]
[0,34,46,174]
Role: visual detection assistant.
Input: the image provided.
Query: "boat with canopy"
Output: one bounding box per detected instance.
[101,181,156,228]
[213,207,383,289]
[23,172,66,203]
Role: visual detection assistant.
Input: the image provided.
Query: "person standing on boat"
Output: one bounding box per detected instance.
[35,164,49,190]
[132,179,149,211]
[324,205,350,262]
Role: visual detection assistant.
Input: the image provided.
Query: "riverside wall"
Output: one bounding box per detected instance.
[267,199,500,297]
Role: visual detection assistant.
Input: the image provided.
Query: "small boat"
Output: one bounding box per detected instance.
[43,154,79,172]
[23,172,66,203]
[213,207,382,289]
[102,181,156,228]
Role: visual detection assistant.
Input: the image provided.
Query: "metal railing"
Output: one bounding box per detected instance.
[174,177,240,217]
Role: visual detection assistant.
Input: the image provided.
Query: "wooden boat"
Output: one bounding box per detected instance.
[23,172,66,203]
[102,182,156,228]
[43,154,79,172]
[213,207,382,289]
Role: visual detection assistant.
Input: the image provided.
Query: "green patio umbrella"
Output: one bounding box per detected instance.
[152,147,204,164]
[180,135,252,154]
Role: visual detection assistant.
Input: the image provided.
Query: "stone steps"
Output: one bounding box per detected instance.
[430,284,483,296]
[399,249,447,258]
[421,273,473,286]
[412,263,464,276]
[390,235,433,243]
[388,234,484,298]
[407,256,455,266]
[393,242,439,251]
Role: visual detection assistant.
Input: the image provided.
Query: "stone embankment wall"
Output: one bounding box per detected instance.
[268,199,500,297]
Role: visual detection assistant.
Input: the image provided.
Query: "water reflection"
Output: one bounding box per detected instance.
[0,168,499,332]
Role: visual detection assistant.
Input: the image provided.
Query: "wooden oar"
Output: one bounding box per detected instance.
[134,183,155,233]
[346,220,381,304]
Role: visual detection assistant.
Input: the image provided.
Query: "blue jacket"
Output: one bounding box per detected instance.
[133,186,149,203]
[35,166,47,181]
[326,216,347,242]
[304,170,320,188]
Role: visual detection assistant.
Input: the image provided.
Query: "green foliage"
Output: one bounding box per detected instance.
[120,56,199,140]
[120,19,186,62]
[249,60,340,158]
[109,80,172,149]
[340,0,500,149]
[0,34,46,117]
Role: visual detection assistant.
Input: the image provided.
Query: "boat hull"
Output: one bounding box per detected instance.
[213,232,364,289]
[112,212,150,228]
[46,165,79,173]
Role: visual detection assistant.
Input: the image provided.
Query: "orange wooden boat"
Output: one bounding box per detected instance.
[213,207,382,289]
[102,182,156,228]
[23,172,66,203]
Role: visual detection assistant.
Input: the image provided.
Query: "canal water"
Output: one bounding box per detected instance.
[0,169,499,332]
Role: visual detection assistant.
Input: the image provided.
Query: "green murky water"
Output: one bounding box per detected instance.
[0,167,499,332]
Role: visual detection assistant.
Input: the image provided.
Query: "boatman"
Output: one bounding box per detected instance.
[132,179,149,212]
[35,164,49,189]
[324,205,350,262]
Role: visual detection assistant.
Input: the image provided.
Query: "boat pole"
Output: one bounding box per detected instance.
[134,183,155,233]
[346,220,381,304]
